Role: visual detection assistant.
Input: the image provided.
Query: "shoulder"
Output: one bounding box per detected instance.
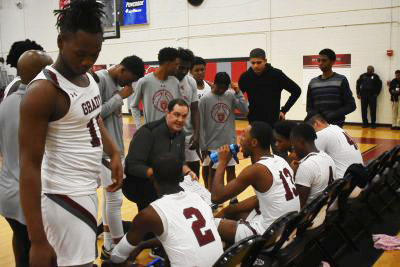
[333,72,347,80]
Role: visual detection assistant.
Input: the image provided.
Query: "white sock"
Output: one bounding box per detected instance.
[103,231,113,250]
[111,234,136,263]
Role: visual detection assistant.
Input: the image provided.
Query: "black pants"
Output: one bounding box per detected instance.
[6,218,30,267]
[361,95,377,126]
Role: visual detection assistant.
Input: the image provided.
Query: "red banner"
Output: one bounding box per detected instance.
[303,54,351,68]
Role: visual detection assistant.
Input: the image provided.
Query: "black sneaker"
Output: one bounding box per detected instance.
[362,124,369,128]
[100,245,113,260]
[371,124,377,129]
[229,197,238,205]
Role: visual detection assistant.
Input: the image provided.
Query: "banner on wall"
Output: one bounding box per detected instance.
[122,0,148,25]
[302,54,351,103]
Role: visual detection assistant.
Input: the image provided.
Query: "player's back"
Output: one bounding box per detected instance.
[255,155,300,229]
[315,125,363,178]
[150,191,223,267]
[296,151,336,203]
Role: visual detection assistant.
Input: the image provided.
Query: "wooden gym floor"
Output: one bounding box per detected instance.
[1,116,400,266]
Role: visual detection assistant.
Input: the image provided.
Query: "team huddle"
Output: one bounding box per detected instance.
[0,1,365,267]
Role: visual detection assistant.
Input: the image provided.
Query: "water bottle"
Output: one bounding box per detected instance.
[208,144,240,165]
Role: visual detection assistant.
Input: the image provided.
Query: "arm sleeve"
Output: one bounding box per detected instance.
[306,83,317,119]
[238,73,248,93]
[131,78,144,128]
[198,98,206,150]
[336,78,356,117]
[232,90,248,115]
[295,164,315,188]
[125,127,154,178]
[375,75,382,95]
[279,71,301,113]
[356,75,362,96]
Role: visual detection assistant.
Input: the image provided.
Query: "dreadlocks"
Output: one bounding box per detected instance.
[6,39,43,68]
[54,0,105,35]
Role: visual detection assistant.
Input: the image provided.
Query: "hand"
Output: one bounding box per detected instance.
[107,155,123,192]
[231,82,240,93]
[217,145,232,165]
[189,134,199,150]
[146,168,154,178]
[201,150,208,162]
[279,112,285,120]
[118,85,134,99]
[188,170,199,181]
[29,240,57,267]
[357,95,361,99]
[290,160,300,174]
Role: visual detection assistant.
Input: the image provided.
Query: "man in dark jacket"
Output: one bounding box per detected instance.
[389,70,400,129]
[306,48,356,127]
[238,48,301,127]
[123,98,197,211]
[356,66,382,128]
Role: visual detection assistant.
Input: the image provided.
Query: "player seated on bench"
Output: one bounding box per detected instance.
[212,121,300,244]
[106,153,223,267]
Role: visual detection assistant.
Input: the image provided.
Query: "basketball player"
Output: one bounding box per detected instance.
[0,50,52,267]
[106,153,223,267]
[273,120,298,163]
[175,48,201,177]
[190,56,211,100]
[2,39,44,99]
[213,122,300,243]
[308,114,364,197]
[19,1,123,267]
[290,123,336,208]
[199,72,248,199]
[131,47,180,128]
[96,55,145,258]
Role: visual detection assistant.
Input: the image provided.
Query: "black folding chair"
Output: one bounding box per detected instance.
[213,235,266,267]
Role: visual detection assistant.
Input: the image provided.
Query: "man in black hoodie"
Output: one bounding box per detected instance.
[238,48,301,128]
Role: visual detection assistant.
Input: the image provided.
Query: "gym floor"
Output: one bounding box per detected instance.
[0,116,399,266]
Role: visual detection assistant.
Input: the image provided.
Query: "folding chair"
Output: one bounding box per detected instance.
[213,235,266,267]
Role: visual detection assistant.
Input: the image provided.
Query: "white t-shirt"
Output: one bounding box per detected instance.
[315,125,364,179]
[197,81,211,100]
[295,151,336,204]
[179,75,199,136]
[151,191,223,267]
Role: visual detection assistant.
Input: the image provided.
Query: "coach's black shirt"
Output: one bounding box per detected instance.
[124,117,185,179]
[238,64,301,127]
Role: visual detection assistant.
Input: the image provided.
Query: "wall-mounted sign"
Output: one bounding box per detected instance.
[122,0,148,25]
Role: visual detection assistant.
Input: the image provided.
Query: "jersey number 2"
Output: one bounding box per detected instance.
[183,207,215,247]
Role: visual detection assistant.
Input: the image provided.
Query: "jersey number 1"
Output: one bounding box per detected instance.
[87,116,101,147]
[183,207,215,247]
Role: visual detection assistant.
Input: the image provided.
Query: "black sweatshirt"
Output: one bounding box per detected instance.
[124,117,185,180]
[356,73,382,96]
[238,64,301,127]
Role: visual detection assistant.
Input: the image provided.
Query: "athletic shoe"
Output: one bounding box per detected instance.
[100,245,114,260]
[230,197,238,205]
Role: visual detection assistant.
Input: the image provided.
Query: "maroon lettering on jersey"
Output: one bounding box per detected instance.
[82,95,101,115]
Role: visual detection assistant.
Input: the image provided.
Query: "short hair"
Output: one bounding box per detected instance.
[6,39,44,68]
[250,121,273,150]
[307,114,327,125]
[158,47,179,65]
[249,48,266,59]
[191,56,206,69]
[291,123,317,142]
[214,72,231,87]
[177,48,195,65]
[395,70,400,75]
[153,153,183,185]
[120,55,145,78]
[274,120,298,140]
[319,48,336,61]
[167,98,189,112]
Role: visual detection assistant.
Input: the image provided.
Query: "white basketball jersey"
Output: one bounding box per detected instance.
[315,125,363,179]
[295,151,336,203]
[31,66,103,196]
[197,82,211,100]
[150,191,223,267]
[255,155,300,230]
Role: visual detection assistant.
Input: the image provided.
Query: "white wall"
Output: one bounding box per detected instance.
[1,0,399,124]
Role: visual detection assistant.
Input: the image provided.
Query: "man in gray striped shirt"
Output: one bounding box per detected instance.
[306,49,356,127]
